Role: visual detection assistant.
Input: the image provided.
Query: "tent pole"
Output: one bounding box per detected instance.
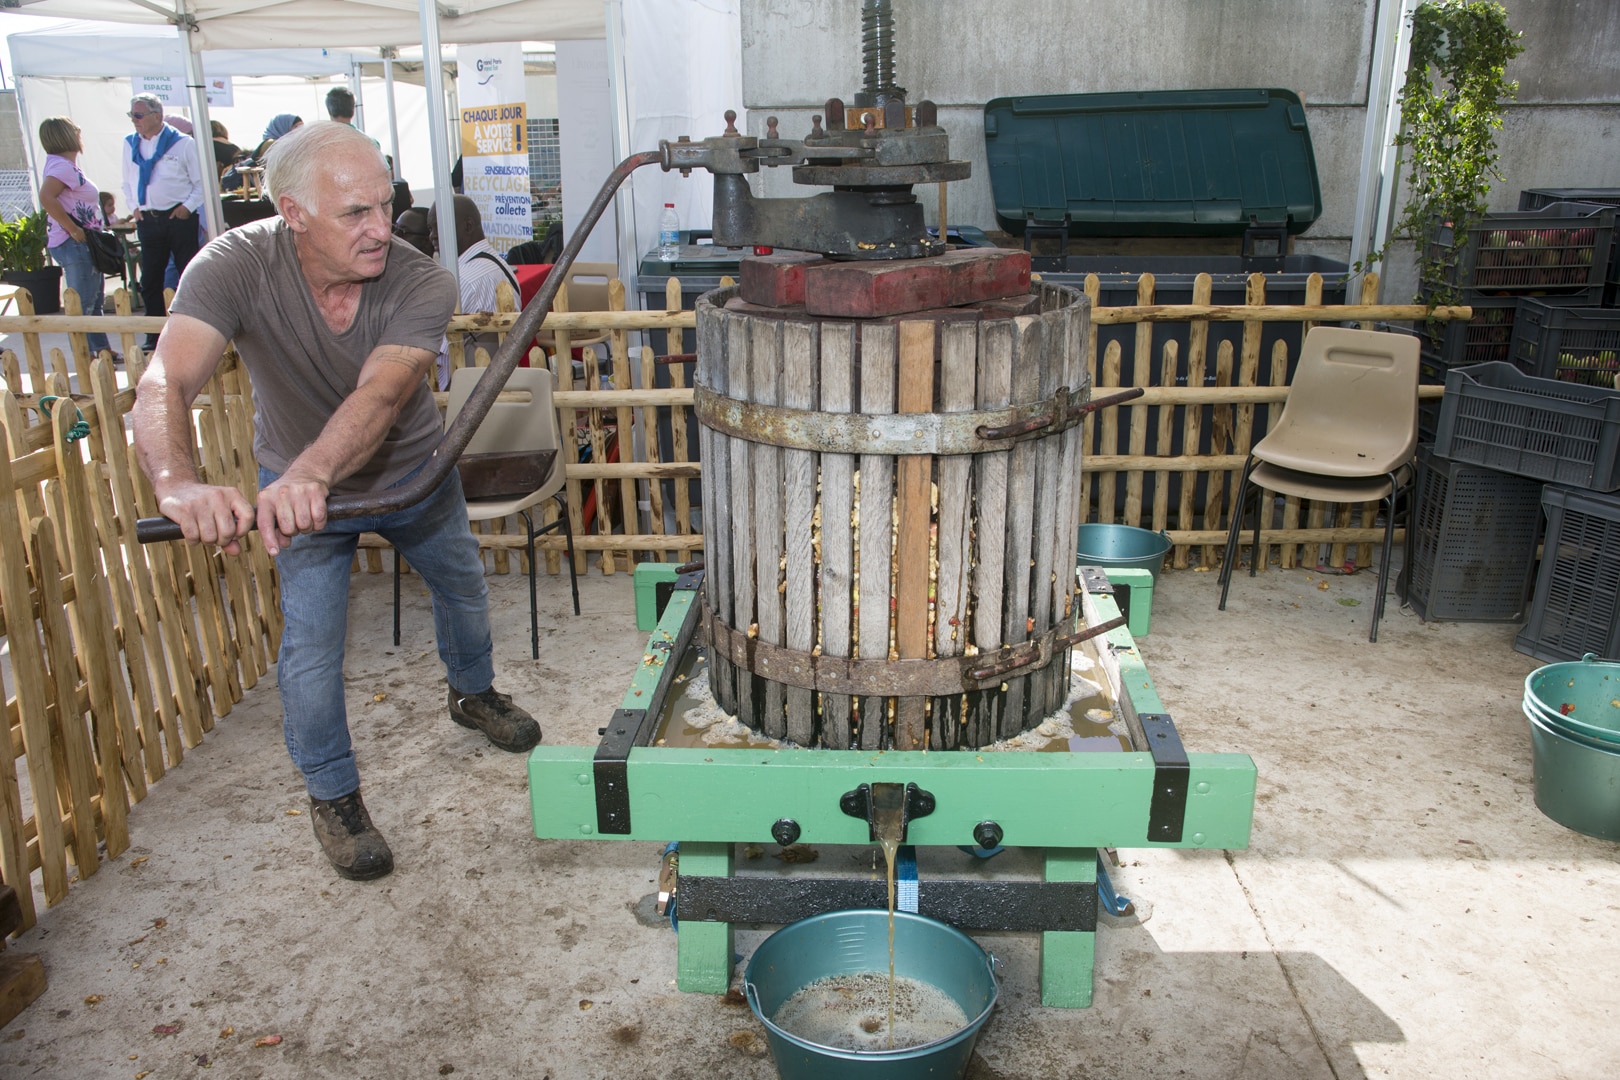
[1348,0,1416,293]
[349,58,365,130]
[12,78,42,215]
[418,0,458,282]
[177,5,225,242]
[382,48,403,182]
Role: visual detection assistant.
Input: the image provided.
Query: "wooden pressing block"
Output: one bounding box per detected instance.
[804,247,1032,318]
[738,250,827,307]
[0,883,46,1031]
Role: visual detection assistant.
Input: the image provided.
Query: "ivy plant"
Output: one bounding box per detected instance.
[1370,1,1524,304]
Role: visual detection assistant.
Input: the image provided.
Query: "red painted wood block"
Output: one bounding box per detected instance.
[804,248,1032,318]
[739,251,827,307]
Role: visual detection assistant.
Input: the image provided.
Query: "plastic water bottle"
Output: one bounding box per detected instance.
[658,203,680,262]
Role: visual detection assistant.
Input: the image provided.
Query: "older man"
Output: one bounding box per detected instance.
[131,122,541,882]
[120,94,203,339]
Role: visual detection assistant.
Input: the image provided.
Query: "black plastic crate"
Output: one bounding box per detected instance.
[1424,202,1614,299]
[1414,290,1522,372]
[1402,447,1542,622]
[1519,188,1620,212]
[1508,300,1620,387]
[1515,485,1620,663]
[1433,362,1620,491]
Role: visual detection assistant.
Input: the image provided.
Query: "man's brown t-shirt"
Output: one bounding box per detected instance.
[170,218,456,496]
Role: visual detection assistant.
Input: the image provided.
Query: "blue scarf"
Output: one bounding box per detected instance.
[126,124,182,206]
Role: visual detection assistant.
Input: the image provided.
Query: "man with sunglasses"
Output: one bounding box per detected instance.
[120,94,203,345]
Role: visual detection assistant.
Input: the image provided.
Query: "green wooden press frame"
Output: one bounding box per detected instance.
[528,570,1255,1007]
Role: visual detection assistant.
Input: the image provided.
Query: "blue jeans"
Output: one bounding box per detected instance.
[48,239,111,354]
[267,461,494,800]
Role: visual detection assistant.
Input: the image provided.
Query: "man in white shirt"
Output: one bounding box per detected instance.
[427,195,521,386]
[121,93,204,343]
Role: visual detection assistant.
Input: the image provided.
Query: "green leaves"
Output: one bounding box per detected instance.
[0,210,51,274]
[1395,1,1524,307]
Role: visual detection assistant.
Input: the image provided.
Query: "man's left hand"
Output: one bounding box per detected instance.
[257,470,331,556]
[173,205,191,220]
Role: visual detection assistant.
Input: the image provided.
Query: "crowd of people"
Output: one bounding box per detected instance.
[31,84,515,361]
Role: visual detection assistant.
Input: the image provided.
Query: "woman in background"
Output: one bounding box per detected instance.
[251,113,302,163]
[37,116,114,359]
[210,119,241,177]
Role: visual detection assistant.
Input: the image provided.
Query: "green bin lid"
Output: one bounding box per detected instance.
[983,88,1322,238]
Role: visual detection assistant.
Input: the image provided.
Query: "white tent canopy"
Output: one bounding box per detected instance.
[2,0,607,50]
[8,19,379,77]
[6,0,611,271]
[6,0,744,288]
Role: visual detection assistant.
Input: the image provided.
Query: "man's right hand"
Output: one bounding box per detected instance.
[156,480,256,556]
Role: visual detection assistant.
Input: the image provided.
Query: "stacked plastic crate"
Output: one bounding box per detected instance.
[1419,190,1620,653]
[1401,191,1620,636]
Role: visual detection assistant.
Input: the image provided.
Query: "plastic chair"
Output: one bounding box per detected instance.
[393,366,580,659]
[535,261,615,378]
[1217,326,1421,642]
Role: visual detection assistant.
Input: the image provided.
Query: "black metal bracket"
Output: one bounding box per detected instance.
[1078,567,1114,596]
[676,876,1096,932]
[592,569,708,836]
[1139,712,1189,843]
[593,708,647,835]
[839,782,935,842]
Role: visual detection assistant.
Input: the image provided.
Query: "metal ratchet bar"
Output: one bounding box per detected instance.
[976,386,1145,442]
[963,614,1127,682]
[136,149,666,545]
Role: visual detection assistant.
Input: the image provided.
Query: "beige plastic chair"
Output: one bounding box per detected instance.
[393,365,579,658]
[535,261,615,380]
[1218,326,1421,641]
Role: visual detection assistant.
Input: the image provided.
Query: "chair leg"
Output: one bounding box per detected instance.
[1368,471,1408,643]
[557,492,580,616]
[521,511,541,663]
[1218,458,1259,609]
[393,546,402,646]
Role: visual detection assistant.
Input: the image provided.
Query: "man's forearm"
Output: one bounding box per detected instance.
[282,380,412,490]
[131,383,201,494]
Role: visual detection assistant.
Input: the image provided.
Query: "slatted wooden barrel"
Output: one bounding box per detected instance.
[694,282,1090,750]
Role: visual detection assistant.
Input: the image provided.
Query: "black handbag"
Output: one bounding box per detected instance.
[83,228,125,277]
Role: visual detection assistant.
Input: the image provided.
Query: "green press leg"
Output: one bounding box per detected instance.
[676,842,734,993]
[1041,848,1097,1008]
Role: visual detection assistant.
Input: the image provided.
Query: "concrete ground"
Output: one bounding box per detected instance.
[0,554,1615,1080]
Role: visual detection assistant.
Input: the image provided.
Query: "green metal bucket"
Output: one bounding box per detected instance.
[1524,654,1620,747]
[1076,523,1172,583]
[743,910,999,1080]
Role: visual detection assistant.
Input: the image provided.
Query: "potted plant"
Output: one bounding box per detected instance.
[0,210,63,314]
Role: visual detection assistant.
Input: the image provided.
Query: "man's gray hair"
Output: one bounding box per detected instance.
[130,93,164,116]
[264,121,389,213]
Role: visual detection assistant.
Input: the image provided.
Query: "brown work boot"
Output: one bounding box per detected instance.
[309,790,394,881]
[449,686,542,752]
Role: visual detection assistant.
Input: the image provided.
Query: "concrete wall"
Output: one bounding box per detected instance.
[736,0,1620,297]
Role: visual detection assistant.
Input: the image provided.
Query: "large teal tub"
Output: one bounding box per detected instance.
[743,910,998,1080]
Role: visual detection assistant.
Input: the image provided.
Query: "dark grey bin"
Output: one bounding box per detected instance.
[1400,446,1543,623]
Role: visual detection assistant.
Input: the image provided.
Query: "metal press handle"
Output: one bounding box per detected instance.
[136,149,665,545]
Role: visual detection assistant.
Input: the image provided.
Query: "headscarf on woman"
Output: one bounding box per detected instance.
[262,114,302,142]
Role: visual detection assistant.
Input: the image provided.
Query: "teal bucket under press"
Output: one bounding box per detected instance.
[1523,655,1620,841]
[1076,523,1172,582]
[743,910,999,1080]
[1524,654,1620,746]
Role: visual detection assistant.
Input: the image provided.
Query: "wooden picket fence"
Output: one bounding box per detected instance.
[425,268,1459,575]
[0,270,1462,928]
